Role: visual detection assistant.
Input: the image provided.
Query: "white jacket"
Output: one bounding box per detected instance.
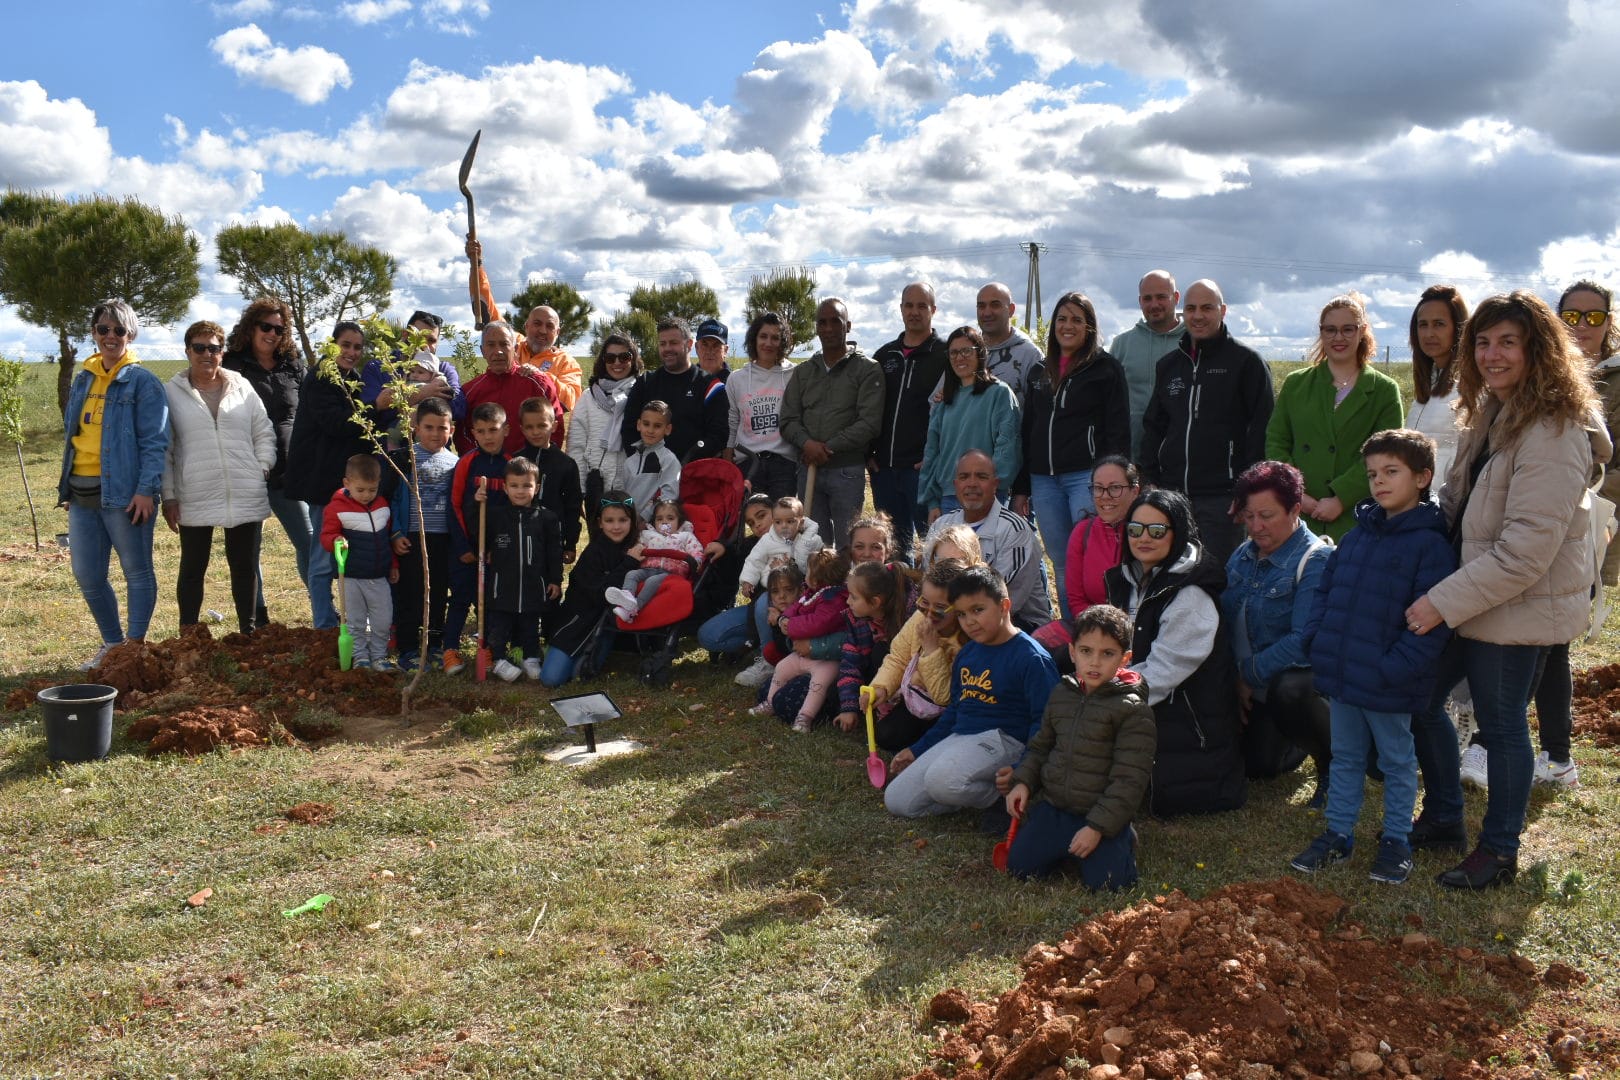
[163,368,276,527]
[740,517,822,590]
[567,379,630,492]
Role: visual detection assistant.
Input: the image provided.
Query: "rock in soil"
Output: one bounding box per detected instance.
[909,879,1618,1080]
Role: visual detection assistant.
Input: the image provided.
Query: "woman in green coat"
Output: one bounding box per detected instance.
[1265,294,1404,541]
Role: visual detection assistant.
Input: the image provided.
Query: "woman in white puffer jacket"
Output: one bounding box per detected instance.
[162,320,277,634]
[567,334,642,500]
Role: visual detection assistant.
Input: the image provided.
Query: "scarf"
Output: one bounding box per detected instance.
[590,376,636,451]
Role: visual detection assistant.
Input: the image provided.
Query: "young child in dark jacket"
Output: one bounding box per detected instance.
[1003,604,1155,889]
[474,457,562,682]
[442,402,509,675]
[321,455,399,670]
[1293,428,1456,886]
[540,491,642,688]
[512,396,584,562]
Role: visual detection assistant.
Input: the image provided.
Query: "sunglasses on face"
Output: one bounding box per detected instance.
[257,321,286,336]
[1561,309,1610,328]
[915,598,952,618]
[1126,521,1172,539]
[187,342,224,356]
[94,324,128,337]
[602,351,632,363]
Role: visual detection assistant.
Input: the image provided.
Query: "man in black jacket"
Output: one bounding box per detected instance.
[619,316,728,461]
[1139,279,1274,563]
[869,282,948,560]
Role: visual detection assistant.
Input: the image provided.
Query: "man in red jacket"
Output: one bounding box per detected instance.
[459,321,559,454]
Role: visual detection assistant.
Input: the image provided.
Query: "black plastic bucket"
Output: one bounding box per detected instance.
[37,684,117,763]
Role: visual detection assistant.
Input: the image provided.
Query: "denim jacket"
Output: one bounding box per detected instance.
[58,361,170,509]
[1221,521,1331,691]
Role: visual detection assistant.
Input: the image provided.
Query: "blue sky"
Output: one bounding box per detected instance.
[2,1,1618,359]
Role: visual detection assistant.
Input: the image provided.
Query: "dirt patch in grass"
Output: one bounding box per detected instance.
[911,878,1618,1080]
[283,801,335,826]
[1571,663,1620,748]
[125,704,292,755]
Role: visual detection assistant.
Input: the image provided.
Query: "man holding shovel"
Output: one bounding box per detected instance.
[779,298,884,543]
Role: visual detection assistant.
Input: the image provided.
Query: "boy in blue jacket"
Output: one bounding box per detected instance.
[884,564,1060,819]
[1292,429,1456,884]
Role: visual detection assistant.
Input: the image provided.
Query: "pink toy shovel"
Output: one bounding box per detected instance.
[861,687,886,788]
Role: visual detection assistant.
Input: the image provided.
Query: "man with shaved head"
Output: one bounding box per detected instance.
[976,282,1044,409]
[870,281,949,558]
[517,303,583,413]
[780,297,885,541]
[1110,269,1184,456]
[1139,278,1275,562]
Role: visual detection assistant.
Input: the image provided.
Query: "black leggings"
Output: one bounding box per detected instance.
[178,522,261,634]
[1244,668,1331,779]
[873,699,940,753]
[1532,641,1573,763]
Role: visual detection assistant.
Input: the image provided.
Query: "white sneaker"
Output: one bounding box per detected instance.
[612,606,637,623]
[604,586,636,611]
[1533,750,1580,789]
[79,641,118,672]
[522,658,542,681]
[492,659,522,683]
[734,656,773,688]
[1459,743,1489,789]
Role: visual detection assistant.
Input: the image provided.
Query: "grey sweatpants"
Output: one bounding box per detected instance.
[343,577,393,663]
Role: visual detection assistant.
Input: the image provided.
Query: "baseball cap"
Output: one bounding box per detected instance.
[695,318,728,344]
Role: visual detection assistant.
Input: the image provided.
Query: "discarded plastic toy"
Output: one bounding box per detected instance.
[282,893,335,918]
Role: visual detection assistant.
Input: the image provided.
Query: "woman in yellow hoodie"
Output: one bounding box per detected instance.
[57,299,171,670]
[863,557,975,752]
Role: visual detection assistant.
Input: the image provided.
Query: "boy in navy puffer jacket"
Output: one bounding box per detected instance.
[1293,429,1456,885]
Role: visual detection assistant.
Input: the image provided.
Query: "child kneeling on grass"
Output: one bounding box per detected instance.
[884,564,1060,819]
[1291,428,1456,885]
[1003,605,1154,888]
[752,548,851,731]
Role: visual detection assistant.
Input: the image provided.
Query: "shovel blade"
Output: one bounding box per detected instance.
[337,628,354,671]
[992,816,1020,872]
[475,647,490,682]
[866,752,887,789]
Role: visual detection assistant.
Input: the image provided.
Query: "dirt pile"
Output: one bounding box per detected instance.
[125,704,290,755]
[909,879,1614,1080]
[1571,663,1620,747]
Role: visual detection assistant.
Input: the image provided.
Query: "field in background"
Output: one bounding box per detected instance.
[1,356,1616,1078]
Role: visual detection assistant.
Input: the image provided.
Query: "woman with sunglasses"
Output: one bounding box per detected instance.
[1406,285,1469,484]
[1012,292,1129,622]
[1223,460,1335,797]
[1516,281,1620,794]
[57,298,170,669]
[1104,488,1245,815]
[1265,294,1404,541]
[724,311,799,501]
[284,321,379,629]
[919,326,1021,519]
[162,320,276,635]
[567,334,643,501]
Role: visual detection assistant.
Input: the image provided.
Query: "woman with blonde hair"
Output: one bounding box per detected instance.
[1264,293,1403,541]
[1405,291,1608,888]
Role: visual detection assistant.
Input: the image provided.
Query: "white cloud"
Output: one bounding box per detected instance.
[0,81,113,190]
[212,0,275,16]
[341,0,411,24]
[421,0,489,34]
[210,24,353,105]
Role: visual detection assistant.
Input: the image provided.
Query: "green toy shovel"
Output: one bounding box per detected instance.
[333,537,353,671]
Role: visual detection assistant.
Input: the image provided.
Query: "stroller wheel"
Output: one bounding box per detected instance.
[639,656,673,687]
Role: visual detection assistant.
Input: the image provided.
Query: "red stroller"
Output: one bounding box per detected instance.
[577,454,749,686]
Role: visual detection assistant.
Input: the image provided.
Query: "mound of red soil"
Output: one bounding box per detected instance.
[125,704,292,755]
[283,801,334,826]
[910,879,1614,1080]
[1571,663,1620,748]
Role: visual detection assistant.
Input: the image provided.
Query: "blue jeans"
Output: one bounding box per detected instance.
[1412,636,1545,857]
[303,501,339,630]
[1005,800,1138,890]
[1324,699,1418,844]
[259,485,312,623]
[539,624,617,687]
[871,464,923,562]
[1028,471,1094,621]
[697,594,769,655]
[69,503,158,644]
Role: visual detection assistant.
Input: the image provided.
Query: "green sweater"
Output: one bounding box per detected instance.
[779,348,885,468]
[1010,673,1156,837]
[1265,363,1404,541]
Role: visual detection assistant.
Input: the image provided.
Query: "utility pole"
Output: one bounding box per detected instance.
[1020,241,1045,331]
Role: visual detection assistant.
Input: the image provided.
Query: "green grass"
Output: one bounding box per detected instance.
[0,359,1617,1078]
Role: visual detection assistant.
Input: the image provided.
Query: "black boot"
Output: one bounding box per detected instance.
[1436,844,1516,890]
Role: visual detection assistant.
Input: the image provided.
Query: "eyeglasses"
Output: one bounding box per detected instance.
[1561,309,1610,328]
[602,351,633,363]
[1089,482,1135,498]
[187,343,224,356]
[915,598,952,618]
[94,324,128,337]
[1319,324,1361,338]
[257,321,286,336]
[947,347,979,360]
[1125,521,1172,539]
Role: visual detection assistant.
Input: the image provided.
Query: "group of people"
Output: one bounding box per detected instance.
[58,269,1619,893]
